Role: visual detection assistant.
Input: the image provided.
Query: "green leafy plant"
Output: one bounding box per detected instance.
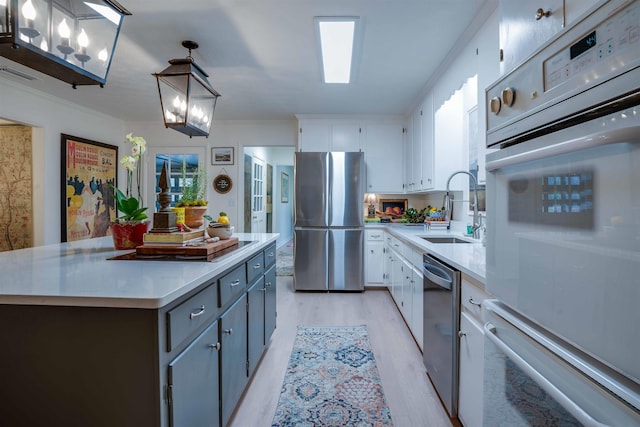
[110,186,148,222]
[110,133,149,223]
[402,207,428,223]
[176,165,208,207]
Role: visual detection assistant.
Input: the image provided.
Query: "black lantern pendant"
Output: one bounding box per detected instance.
[0,0,131,88]
[153,40,221,138]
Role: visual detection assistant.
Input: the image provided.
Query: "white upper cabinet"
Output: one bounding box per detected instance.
[411,106,423,192]
[364,122,404,194]
[498,0,602,76]
[331,122,362,152]
[564,0,601,27]
[499,0,565,75]
[297,117,403,193]
[297,119,331,152]
[421,93,435,190]
[297,119,362,152]
[403,115,413,192]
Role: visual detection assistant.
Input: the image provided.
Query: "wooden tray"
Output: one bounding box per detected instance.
[136,237,239,257]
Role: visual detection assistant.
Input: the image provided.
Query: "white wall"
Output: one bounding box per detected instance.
[128,120,297,231]
[0,78,125,246]
[0,75,297,245]
[275,165,294,247]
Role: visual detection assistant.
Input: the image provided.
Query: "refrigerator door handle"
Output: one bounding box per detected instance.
[484,322,611,427]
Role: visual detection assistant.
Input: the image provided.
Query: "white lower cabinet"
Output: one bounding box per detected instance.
[383,234,424,349]
[365,230,385,286]
[390,248,403,305]
[410,265,423,351]
[458,312,484,427]
[400,258,413,325]
[458,274,491,427]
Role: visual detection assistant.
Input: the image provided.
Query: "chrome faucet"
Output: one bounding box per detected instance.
[443,170,481,239]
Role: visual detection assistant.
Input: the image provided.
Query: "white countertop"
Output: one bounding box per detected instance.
[367,222,486,284]
[0,233,278,309]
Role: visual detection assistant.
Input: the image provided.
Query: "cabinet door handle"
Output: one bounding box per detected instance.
[253,263,262,270]
[535,7,551,20]
[468,297,482,307]
[224,328,233,335]
[268,252,275,258]
[261,287,267,292]
[230,280,240,287]
[189,305,205,319]
[209,342,221,351]
[458,331,467,338]
[265,282,272,288]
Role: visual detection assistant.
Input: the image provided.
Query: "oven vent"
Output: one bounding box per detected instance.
[0,66,38,81]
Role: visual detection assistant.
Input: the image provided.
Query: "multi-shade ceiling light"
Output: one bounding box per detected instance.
[0,0,130,87]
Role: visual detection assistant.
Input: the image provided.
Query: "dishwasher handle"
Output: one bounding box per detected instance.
[423,263,452,290]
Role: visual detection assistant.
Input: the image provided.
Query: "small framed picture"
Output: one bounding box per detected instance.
[211,147,234,165]
[281,172,289,203]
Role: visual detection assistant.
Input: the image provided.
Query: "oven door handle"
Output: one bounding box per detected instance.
[484,322,611,427]
[486,125,640,171]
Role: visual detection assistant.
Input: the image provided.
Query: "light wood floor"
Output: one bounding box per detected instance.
[229,276,454,427]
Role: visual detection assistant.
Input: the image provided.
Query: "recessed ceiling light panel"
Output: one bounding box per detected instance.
[315,16,360,84]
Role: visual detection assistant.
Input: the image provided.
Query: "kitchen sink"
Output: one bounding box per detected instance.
[420,237,472,244]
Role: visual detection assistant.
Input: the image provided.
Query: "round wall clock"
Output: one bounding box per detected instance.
[213,174,233,194]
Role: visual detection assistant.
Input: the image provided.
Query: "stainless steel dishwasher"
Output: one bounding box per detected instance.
[423,253,461,418]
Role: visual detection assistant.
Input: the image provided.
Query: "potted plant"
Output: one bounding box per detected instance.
[109,133,149,249]
[175,165,208,228]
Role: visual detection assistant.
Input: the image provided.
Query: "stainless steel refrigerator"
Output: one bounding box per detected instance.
[293,152,365,291]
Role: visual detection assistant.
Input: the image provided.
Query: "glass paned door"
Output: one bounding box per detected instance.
[251,157,266,233]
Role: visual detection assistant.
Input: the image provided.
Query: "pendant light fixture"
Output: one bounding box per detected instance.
[0,0,131,88]
[153,40,221,138]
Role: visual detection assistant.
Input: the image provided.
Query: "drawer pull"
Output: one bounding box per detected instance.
[224,328,233,335]
[268,252,275,257]
[371,234,381,238]
[468,297,482,307]
[230,279,240,287]
[253,263,262,270]
[209,342,221,351]
[189,305,205,319]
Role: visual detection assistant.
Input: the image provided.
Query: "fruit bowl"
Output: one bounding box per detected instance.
[207,224,234,240]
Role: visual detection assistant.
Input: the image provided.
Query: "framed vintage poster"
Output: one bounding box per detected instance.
[61,134,118,242]
[211,147,234,165]
[281,172,289,203]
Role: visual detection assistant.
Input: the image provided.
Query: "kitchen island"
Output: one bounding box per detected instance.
[0,233,278,427]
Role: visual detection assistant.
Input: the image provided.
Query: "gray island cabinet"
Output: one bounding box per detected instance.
[0,233,278,427]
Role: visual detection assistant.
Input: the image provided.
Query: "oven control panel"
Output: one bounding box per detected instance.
[486,0,640,147]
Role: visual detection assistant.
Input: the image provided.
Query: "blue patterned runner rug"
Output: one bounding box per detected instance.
[271,325,394,426]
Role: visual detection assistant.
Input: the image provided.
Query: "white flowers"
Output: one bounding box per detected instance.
[120,132,146,173]
[119,133,147,199]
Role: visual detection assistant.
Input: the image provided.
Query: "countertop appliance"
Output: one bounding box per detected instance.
[423,253,461,418]
[293,152,365,291]
[485,0,640,424]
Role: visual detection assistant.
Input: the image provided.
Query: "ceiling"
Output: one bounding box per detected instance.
[0,0,488,123]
